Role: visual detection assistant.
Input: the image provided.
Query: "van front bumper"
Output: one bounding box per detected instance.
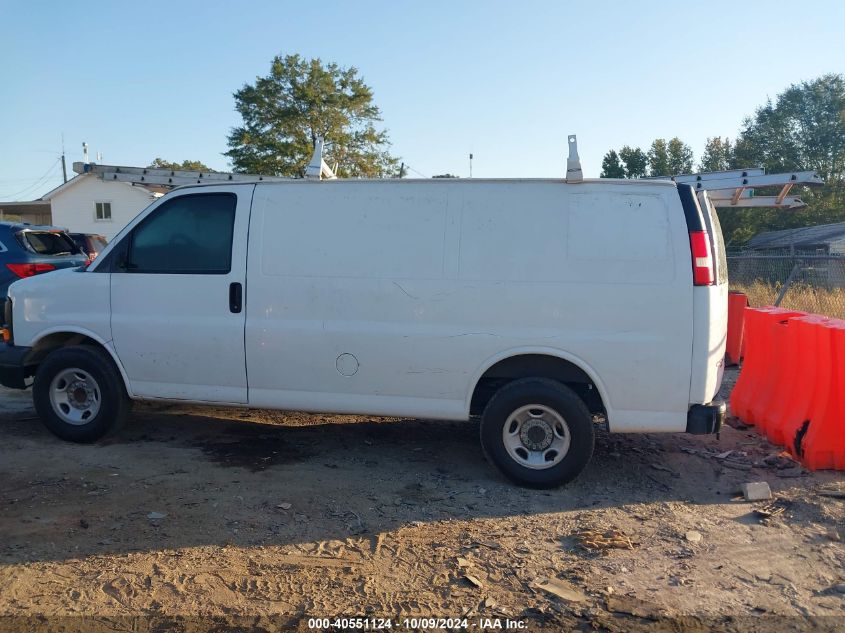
[0,345,33,389]
[686,401,726,434]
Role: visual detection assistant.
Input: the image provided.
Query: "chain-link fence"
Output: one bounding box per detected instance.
[727,250,845,318]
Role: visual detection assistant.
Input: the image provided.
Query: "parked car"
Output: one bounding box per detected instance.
[0,178,727,488]
[0,222,88,298]
[69,233,108,260]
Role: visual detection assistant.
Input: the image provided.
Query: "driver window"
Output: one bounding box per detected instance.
[129,193,236,274]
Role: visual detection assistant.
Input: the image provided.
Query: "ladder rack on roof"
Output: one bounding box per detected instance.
[72,137,337,187]
[72,161,290,187]
[656,168,824,209]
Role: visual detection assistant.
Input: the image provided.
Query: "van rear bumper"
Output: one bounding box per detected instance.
[686,401,726,434]
[0,345,32,389]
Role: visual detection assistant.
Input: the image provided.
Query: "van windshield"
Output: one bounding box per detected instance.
[16,231,81,257]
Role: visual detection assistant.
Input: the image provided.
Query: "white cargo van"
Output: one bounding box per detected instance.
[0,176,727,487]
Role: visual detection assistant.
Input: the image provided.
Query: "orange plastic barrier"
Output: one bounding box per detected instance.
[726,292,748,366]
[730,307,805,425]
[799,319,845,471]
[750,309,806,426]
[730,308,845,471]
[774,315,829,451]
[757,317,800,442]
[729,307,766,423]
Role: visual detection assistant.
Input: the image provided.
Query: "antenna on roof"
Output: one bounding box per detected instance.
[61,133,67,184]
[305,137,338,180]
[565,135,583,183]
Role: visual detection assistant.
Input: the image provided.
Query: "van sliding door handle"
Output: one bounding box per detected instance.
[229,282,242,314]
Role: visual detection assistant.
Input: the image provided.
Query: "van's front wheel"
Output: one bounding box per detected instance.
[33,346,131,443]
[480,378,594,488]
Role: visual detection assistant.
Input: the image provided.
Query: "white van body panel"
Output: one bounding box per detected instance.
[9,267,112,350]
[6,178,727,436]
[466,346,612,418]
[245,180,695,431]
[107,184,253,403]
[689,285,728,404]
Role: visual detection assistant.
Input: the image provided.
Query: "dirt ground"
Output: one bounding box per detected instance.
[1,368,844,632]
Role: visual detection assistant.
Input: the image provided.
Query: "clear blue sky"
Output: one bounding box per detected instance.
[1,0,843,199]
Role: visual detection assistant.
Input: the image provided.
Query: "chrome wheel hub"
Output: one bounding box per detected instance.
[502,404,571,470]
[520,418,554,451]
[68,381,94,409]
[49,368,101,425]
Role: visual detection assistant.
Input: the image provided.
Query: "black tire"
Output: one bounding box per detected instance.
[33,345,131,443]
[480,378,594,488]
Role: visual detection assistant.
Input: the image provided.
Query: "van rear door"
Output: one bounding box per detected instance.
[685,188,728,404]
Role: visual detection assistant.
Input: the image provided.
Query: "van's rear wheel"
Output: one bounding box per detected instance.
[33,346,131,443]
[480,378,594,488]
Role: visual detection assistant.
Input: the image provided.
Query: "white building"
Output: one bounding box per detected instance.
[2,161,280,238]
[41,174,159,240]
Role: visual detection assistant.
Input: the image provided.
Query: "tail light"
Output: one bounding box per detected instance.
[5,263,56,279]
[689,231,714,286]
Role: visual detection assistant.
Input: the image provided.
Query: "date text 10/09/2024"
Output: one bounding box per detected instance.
[307,617,529,630]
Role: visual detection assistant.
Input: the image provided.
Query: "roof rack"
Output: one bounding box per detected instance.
[565,135,583,183]
[304,137,337,180]
[72,139,338,187]
[72,162,289,187]
[655,168,824,209]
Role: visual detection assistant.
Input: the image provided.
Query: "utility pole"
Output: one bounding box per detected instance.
[60,133,67,183]
[469,153,473,178]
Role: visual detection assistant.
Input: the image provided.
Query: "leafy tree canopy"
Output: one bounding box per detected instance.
[699,137,733,172]
[647,139,671,176]
[597,74,845,245]
[225,54,398,178]
[667,137,694,175]
[732,74,845,208]
[600,150,625,178]
[149,158,213,171]
[719,74,845,244]
[646,138,694,176]
[619,145,648,178]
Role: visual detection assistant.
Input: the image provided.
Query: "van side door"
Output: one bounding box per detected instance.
[108,185,252,403]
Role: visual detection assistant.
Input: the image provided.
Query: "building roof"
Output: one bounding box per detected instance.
[746,222,845,249]
[37,174,85,200]
[0,200,52,215]
[38,173,160,201]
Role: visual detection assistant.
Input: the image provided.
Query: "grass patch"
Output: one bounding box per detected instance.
[731,281,845,319]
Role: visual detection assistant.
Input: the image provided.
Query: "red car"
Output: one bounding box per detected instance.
[68,233,108,260]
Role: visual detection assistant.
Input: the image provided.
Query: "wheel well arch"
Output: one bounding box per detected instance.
[26,330,132,395]
[469,353,607,417]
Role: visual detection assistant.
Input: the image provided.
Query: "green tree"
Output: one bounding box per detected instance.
[720,74,845,244]
[619,145,648,178]
[600,150,626,178]
[225,54,398,178]
[149,158,213,171]
[699,137,733,172]
[667,137,694,175]
[647,139,671,176]
[733,74,845,209]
